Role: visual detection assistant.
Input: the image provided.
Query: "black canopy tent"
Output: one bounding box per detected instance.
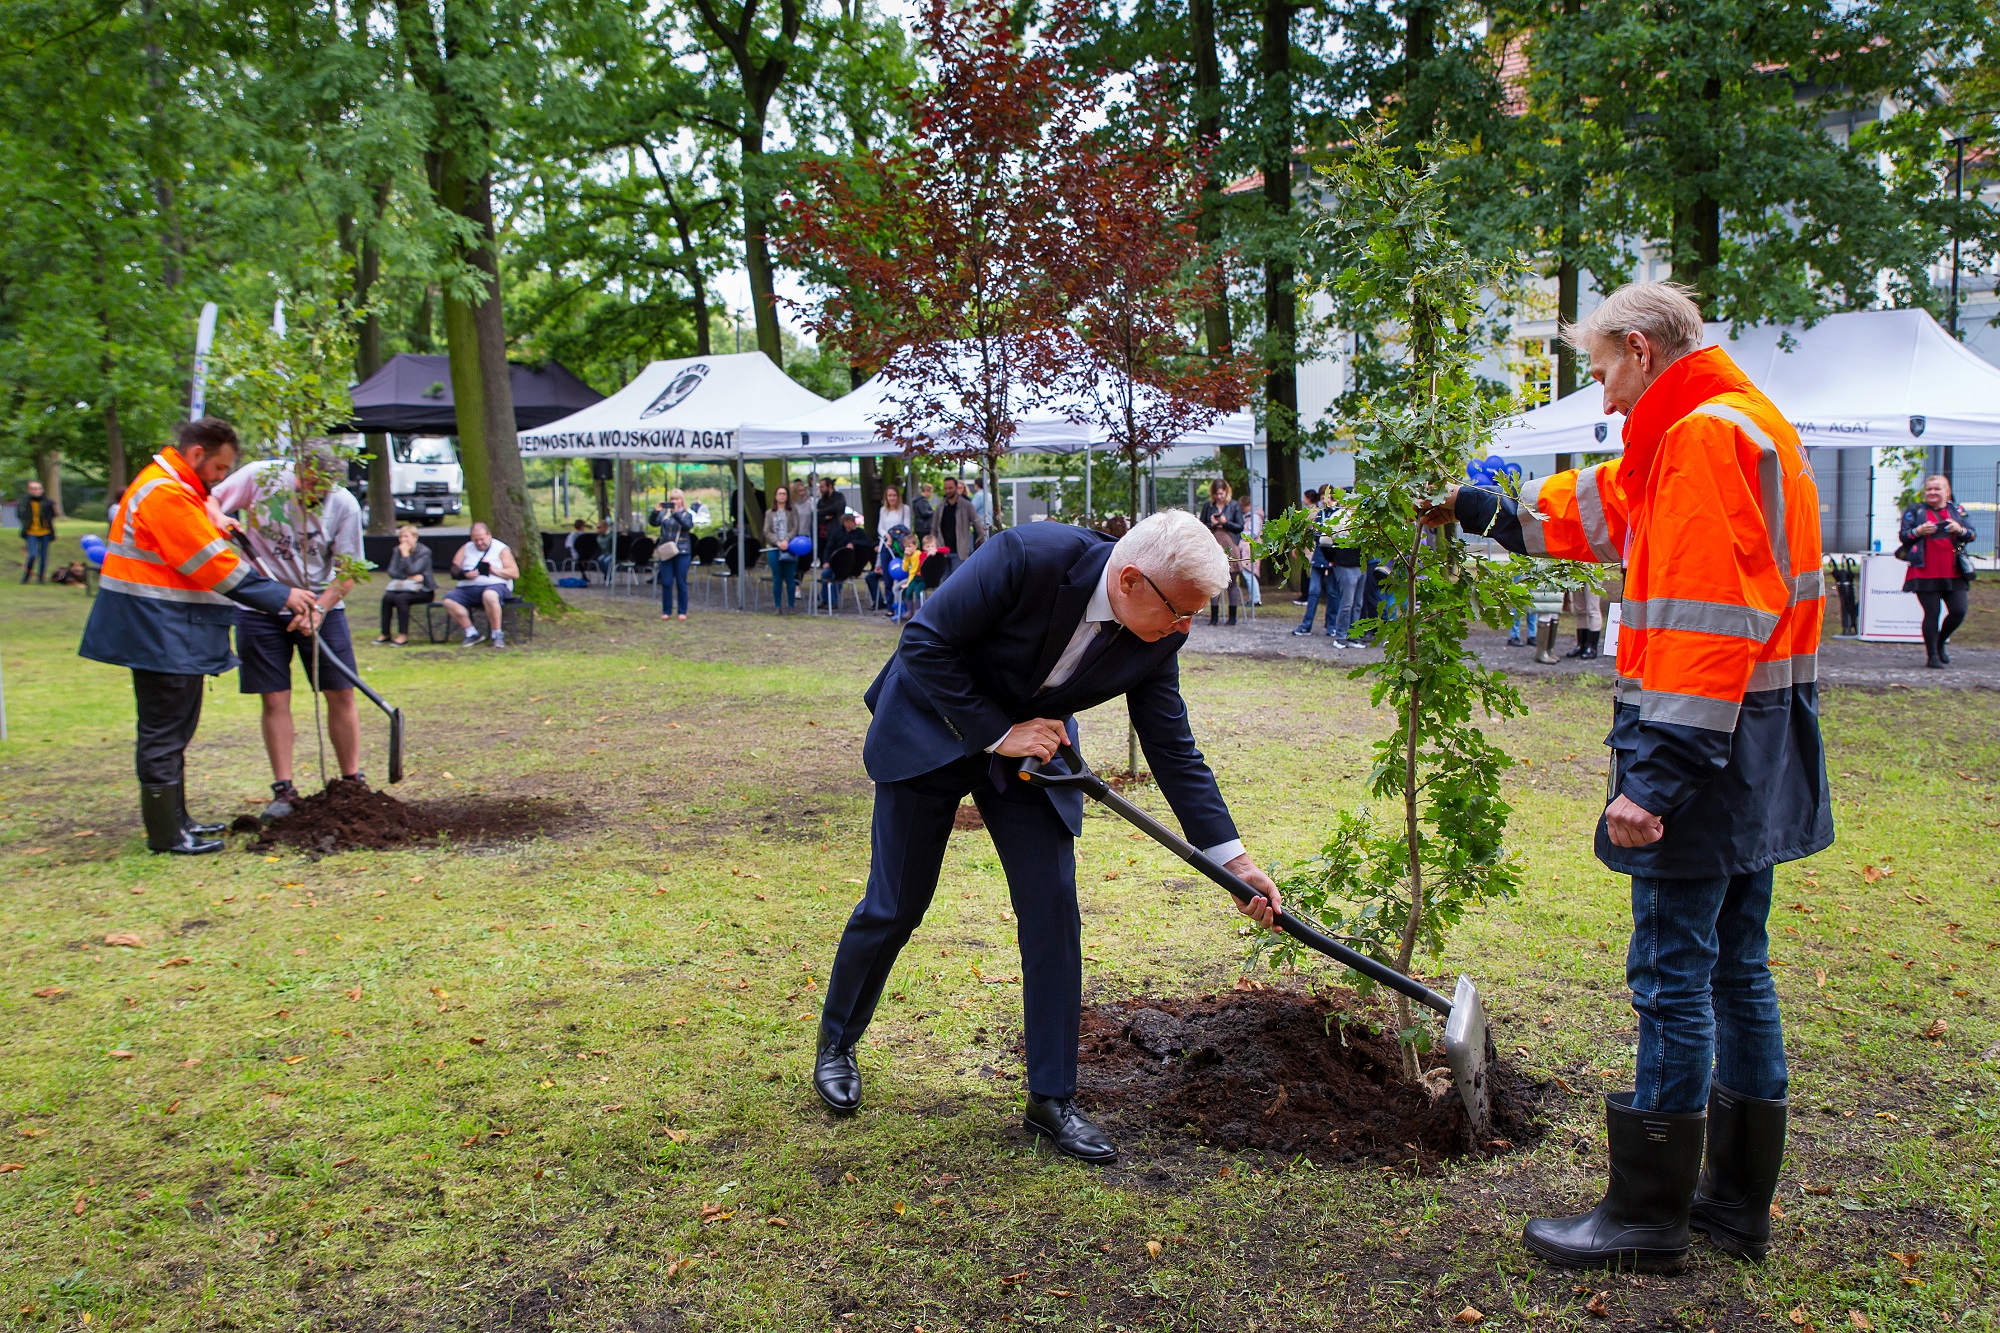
[346,354,605,434]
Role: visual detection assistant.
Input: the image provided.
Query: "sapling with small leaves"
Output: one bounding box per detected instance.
[1254,132,1554,1075]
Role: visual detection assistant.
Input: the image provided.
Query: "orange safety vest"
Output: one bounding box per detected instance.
[1512,347,1823,730]
[1461,345,1833,877]
[80,450,288,676]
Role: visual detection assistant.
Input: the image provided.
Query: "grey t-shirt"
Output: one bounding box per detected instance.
[211,459,366,607]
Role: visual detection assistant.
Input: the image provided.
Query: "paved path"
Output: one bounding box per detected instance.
[1181,600,2000,689]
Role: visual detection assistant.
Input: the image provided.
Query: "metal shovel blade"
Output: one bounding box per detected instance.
[1442,974,1492,1138]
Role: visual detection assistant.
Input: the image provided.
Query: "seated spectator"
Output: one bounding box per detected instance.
[893,535,940,620]
[443,521,519,649]
[594,519,614,581]
[819,511,874,609]
[375,524,435,646]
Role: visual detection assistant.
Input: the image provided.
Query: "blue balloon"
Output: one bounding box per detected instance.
[786,534,814,558]
[80,533,107,567]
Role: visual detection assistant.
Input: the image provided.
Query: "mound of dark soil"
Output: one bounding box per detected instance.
[236,782,573,857]
[1076,987,1545,1169]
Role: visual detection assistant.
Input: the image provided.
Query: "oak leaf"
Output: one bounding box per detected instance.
[104,933,144,949]
[31,988,60,999]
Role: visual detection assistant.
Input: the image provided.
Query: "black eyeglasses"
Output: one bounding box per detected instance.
[1138,570,1199,629]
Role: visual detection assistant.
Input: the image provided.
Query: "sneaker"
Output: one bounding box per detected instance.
[261,779,299,823]
[490,633,507,650]
[1290,626,1313,637]
[461,630,484,646]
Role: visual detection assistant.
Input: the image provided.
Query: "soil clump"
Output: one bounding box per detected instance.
[1076,987,1545,1169]
[233,782,573,857]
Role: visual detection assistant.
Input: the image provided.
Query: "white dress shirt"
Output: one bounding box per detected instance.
[990,562,1245,867]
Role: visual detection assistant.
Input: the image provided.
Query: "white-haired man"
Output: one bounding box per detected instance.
[1430,281,1829,1271]
[814,510,1281,1161]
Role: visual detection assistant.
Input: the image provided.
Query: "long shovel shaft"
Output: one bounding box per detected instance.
[1021,754,1451,1018]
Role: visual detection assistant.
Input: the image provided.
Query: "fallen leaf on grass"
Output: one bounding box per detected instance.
[1048,1289,1079,1299]
[1848,1312,1870,1331]
[21,848,47,855]
[842,1172,858,1186]
[660,1129,688,1144]
[281,1057,305,1066]
[180,1058,202,1068]
[664,1257,694,1280]
[1861,865,1884,884]
[1888,1251,1920,1268]
[0,1164,23,1173]
[162,1099,181,1115]
[1145,1240,1162,1259]
[998,1272,1027,1286]
[1802,1183,1833,1196]
[31,988,60,999]
[892,1200,906,1216]
[764,1217,789,1228]
[328,1156,357,1168]
[1552,1075,1580,1095]
[1875,1112,1900,1123]
[1789,1307,1812,1327]
[1586,1293,1609,1318]
[467,1036,486,1046]
[108,1050,134,1060]
[17,1128,47,1139]
[1454,1307,1484,1326]
[1919,1017,1948,1040]
[697,1203,734,1224]
[156,957,192,969]
[597,1104,625,1114]
[73,1196,87,1216]
[104,933,144,949]
[344,986,362,1002]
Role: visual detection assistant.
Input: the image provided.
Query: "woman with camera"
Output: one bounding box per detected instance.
[375,525,435,646]
[1900,473,1978,669]
[652,488,697,621]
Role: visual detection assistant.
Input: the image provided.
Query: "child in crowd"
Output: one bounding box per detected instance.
[891,536,941,621]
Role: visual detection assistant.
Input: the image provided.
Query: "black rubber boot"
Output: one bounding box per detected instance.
[141,784,223,855]
[1581,629,1602,659]
[178,790,227,838]
[1226,606,1237,626]
[1688,1084,1788,1261]
[1563,630,1588,659]
[1523,1092,1705,1272]
[1208,604,1220,626]
[814,1026,861,1114]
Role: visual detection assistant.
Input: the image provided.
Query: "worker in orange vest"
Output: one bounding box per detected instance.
[1431,282,1831,1272]
[79,418,316,854]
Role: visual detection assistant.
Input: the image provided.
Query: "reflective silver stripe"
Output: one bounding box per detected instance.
[113,476,174,544]
[175,537,230,576]
[1616,675,1644,704]
[1691,402,1791,580]
[97,575,234,606]
[1517,477,1549,556]
[1621,596,1780,641]
[1745,651,1820,693]
[1573,465,1619,563]
[1639,689,1741,732]
[105,540,163,565]
[212,563,251,594]
[1791,569,1823,603]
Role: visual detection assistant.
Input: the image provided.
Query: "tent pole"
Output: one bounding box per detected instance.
[736,454,747,612]
[1084,443,1092,526]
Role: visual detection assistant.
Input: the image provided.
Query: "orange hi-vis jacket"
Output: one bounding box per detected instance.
[79,450,292,676]
[1456,346,1833,878]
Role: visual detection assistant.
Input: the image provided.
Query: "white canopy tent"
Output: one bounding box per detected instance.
[516,352,829,459]
[1489,308,2000,458]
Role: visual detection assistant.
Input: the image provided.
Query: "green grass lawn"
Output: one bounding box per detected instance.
[2,531,1998,1331]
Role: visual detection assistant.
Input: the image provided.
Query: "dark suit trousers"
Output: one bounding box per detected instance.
[132,670,205,786]
[821,752,1082,1098]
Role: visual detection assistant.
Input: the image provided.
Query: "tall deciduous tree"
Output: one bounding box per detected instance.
[392,0,556,609]
[782,0,1088,497]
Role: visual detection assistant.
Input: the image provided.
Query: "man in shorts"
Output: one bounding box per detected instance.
[211,437,368,820]
[443,521,519,648]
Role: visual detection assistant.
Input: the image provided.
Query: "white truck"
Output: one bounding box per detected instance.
[343,433,464,525]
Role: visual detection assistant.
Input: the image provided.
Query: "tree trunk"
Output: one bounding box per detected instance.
[1260,0,1301,519]
[38,452,64,516]
[346,197,395,535]
[859,457,881,523]
[1401,1,1439,154]
[102,399,127,502]
[1671,77,1724,309]
[743,140,783,364]
[1556,252,1580,401]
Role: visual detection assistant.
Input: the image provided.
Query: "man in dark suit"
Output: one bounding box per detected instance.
[814,510,1281,1162]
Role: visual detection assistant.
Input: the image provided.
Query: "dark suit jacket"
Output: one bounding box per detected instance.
[863,523,1236,845]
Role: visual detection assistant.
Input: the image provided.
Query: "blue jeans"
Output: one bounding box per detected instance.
[766,549,797,608]
[1511,611,1538,641]
[659,551,691,614]
[21,533,50,579]
[1627,867,1787,1114]
[1331,565,1364,641]
[1297,563,1333,631]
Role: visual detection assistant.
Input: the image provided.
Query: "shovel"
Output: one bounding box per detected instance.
[1020,743,1493,1138]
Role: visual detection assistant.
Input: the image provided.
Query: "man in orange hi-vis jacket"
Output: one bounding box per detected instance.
[79,418,316,855]
[1431,283,1831,1273]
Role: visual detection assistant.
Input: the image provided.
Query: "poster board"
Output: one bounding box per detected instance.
[1857,554,1924,642]
[1600,603,1622,659]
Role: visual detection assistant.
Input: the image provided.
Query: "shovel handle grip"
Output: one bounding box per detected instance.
[1020,744,1452,1018]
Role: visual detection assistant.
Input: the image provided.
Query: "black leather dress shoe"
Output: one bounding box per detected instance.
[1025,1095,1117,1164]
[814,1032,861,1114]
